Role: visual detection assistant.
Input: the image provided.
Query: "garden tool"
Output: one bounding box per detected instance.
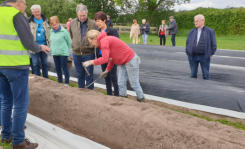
[85,76,102,88]
[82,62,90,76]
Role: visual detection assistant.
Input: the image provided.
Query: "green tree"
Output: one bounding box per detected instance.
[118,0,190,23]
[26,0,77,23]
[78,0,119,19]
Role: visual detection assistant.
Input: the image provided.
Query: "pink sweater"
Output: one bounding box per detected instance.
[93,32,135,71]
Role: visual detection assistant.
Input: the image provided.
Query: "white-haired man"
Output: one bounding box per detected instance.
[186,14,217,80]
[0,0,50,148]
[69,3,98,89]
[29,4,50,78]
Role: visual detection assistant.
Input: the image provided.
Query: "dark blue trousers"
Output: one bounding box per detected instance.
[0,69,29,145]
[188,55,210,80]
[171,34,176,47]
[53,56,70,84]
[73,54,95,89]
[30,51,48,78]
[101,63,119,96]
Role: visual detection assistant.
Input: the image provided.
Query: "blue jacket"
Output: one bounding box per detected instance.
[140,24,150,34]
[186,26,217,58]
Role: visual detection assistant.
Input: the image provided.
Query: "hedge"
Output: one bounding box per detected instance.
[174,7,245,35]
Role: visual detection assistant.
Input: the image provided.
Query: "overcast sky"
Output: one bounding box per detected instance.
[173,0,245,11]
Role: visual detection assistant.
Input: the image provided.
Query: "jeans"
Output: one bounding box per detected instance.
[53,56,70,84]
[159,35,166,46]
[118,55,144,99]
[30,51,48,78]
[30,58,34,74]
[0,93,2,126]
[73,54,95,89]
[188,55,211,80]
[142,33,148,45]
[0,69,29,145]
[101,63,119,96]
[171,34,176,47]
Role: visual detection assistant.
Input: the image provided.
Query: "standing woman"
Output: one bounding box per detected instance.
[94,11,119,96]
[158,20,167,46]
[130,19,140,44]
[49,16,72,85]
[140,19,150,45]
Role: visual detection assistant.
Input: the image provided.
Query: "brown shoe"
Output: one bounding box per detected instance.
[1,136,12,144]
[12,139,38,149]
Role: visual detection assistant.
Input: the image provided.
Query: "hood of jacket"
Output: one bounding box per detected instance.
[29,14,48,23]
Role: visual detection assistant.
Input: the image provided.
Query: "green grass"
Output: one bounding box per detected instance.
[49,75,78,88]
[119,33,245,51]
[0,142,11,149]
[174,110,245,131]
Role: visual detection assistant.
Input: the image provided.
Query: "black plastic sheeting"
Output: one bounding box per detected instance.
[48,45,245,112]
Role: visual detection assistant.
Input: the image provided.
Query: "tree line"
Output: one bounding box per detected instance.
[1,0,244,35]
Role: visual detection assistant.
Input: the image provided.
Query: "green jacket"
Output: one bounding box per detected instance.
[50,27,71,56]
[69,18,98,55]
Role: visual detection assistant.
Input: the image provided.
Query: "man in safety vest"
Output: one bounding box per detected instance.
[0,0,50,149]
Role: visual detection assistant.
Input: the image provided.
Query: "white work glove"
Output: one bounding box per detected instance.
[83,60,93,68]
[100,70,109,78]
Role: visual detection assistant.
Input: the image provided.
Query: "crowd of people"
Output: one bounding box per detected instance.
[0,0,217,148]
[129,16,178,47]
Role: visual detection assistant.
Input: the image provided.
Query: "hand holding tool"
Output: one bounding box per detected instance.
[100,70,109,78]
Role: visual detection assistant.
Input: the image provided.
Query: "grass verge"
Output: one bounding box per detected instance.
[0,142,11,149]
[119,33,245,51]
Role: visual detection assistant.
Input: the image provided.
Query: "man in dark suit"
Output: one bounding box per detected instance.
[185,14,217,80]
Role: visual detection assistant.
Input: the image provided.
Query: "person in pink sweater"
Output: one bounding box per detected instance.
[83,30,144,102]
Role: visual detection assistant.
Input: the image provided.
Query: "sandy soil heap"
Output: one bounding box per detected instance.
[29,76,245,149]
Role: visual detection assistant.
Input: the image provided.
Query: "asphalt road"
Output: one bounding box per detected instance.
[48,45,245,112]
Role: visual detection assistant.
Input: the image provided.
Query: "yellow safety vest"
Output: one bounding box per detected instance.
[0,6,30,66]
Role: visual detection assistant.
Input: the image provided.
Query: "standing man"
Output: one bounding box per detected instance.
[29,4,50,78]
[167,16,177,47]
[140,19,150,45]
[0,0,50,148]
[186,14,217,80]
[69,3,98,89]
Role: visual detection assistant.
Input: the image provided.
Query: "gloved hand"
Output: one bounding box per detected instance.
[83,60,94,68]
[100,70,109,78]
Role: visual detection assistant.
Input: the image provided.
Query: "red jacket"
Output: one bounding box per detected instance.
[93,32,135,71]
